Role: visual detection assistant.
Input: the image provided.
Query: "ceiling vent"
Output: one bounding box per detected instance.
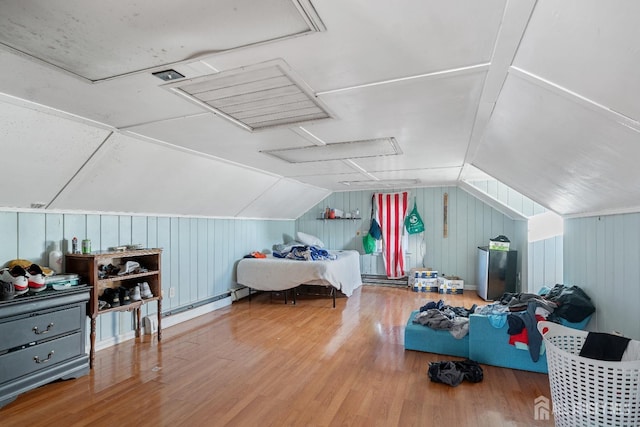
[339,179,421,188]
[164,60,332,131]
[262,137,401,163]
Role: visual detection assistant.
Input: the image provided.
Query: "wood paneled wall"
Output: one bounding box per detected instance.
[295,187,525,288]
[0,211,294,343]
[564,213,640,340]
[468,180,563,291]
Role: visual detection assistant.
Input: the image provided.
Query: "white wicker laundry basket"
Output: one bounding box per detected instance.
[538,321,640,427]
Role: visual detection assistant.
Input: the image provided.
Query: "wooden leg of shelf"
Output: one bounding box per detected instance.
[135,308,141,338]
[90,316,96,369]
[157,299,162,342]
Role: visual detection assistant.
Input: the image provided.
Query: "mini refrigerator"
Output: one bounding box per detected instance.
[477,246,517,301]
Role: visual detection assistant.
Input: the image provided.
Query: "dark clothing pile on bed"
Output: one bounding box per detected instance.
[273,245,337,261]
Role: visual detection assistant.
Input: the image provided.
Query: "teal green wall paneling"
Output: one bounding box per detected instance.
[0,212,18,263]
[0,210,295,344]
[18,213,46,264]
[564,214,640,340]
[296,187,519,287]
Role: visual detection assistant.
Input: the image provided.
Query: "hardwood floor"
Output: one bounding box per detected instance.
[1,285,554,426]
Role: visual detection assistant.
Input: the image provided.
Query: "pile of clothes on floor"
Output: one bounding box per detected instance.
[428,359,483,387]
[412,299,477,339]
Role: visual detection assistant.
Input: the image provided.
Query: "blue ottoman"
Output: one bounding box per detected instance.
[404,310,470,358]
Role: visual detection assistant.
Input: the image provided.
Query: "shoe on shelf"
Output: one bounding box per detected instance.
[0,266,29,295]
[129,284,142,302]
[118,261,141,276]
[118,286,131,305]
[98,300,110,310]
[26,264,46,293]
[105,264,120,276]
[0,280,15,301]
[140,282,153,299]
[102,288,120,307]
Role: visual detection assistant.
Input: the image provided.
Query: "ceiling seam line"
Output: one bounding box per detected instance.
[316,63,490,95]
[46,131,114,210]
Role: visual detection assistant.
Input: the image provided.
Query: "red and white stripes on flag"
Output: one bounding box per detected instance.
[375,192,409,278]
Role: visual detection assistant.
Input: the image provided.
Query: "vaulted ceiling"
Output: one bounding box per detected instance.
[0,0,638,219]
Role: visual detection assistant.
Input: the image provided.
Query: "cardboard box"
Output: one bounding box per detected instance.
[489,241,510,251]
[409,268,438,287]
[439,276,464,294]
[411,277,439,292]
[489,235,510,251]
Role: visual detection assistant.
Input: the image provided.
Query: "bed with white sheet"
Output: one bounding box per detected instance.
[236,249,362,298]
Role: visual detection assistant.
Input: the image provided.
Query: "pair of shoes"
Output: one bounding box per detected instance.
[119,286,131,305]
[98,300,111,310]
[26,264,46,293]
[140,282,153,299]
[0,266,29,295]
[129,284,142,302]
[0,280,15,301]
[102,288,120,307]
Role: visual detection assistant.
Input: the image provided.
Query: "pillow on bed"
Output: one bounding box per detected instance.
[296,231,325,248]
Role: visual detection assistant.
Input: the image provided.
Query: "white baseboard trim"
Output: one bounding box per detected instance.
[230,286,251,301]
[162,296,232,329]
[93,296,232,352]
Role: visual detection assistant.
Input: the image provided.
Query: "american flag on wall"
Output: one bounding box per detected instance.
[375,192,409,278]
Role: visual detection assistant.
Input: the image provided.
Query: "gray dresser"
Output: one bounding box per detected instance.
[0,286,90,408]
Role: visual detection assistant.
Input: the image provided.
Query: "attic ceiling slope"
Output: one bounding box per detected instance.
[0,0,323,81]
[48,133,287,218]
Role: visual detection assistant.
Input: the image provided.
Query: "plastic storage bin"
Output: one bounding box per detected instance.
[538,321,640,427]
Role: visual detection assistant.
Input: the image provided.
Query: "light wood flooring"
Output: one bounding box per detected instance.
[1,285,555,426]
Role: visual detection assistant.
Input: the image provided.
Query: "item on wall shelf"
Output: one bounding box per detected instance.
[72,237,79,254]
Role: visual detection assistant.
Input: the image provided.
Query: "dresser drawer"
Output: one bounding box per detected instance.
[0,332,84,384]
[0,306,82,352]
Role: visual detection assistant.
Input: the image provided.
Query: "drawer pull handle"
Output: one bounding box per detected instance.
[33,323,55,335]
[34,351,55,364]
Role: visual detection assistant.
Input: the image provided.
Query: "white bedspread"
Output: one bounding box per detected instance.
[236,250,362,297]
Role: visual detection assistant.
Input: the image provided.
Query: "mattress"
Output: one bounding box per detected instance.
[236,250,362,297]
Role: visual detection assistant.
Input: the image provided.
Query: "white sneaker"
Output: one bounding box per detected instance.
[1,266,29,295]
[26,264,46,293]
[130,284,142,301]
[140,282,153,299]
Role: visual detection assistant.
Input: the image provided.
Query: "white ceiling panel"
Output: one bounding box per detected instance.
[476,74,640,216]
[125,114,358,177]
[0,0,320,81]
[514,0,640,121]
[2,0,639,219]
[307,71,486,169]
[49,133,282,217]
[238,179,330,219]
[204,0,506,91]
[0,99,109,209]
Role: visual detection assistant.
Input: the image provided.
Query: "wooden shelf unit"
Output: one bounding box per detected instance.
[65,248,162,368]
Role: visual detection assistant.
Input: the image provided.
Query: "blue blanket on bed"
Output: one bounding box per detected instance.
[273,245,337,261]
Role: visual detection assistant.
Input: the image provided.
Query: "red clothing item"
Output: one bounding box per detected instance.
[509,314,546,346]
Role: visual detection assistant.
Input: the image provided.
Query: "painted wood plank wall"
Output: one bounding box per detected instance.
[564,213,640,340]
[469,180,563,291]
[295,186,526,289]
[0,211,294,343]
